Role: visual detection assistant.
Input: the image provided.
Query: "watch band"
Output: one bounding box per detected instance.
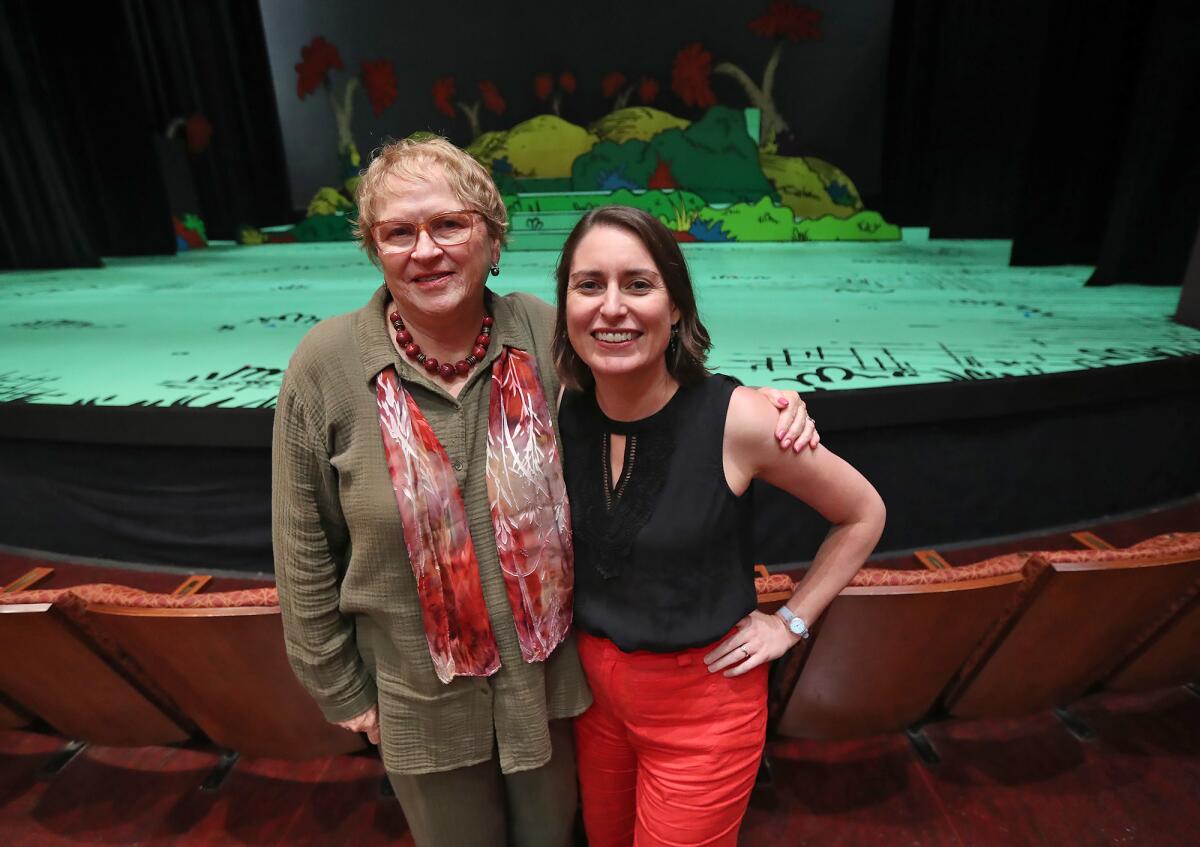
[775,604,811,640]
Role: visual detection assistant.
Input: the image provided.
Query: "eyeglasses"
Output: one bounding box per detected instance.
[371,210,483,254]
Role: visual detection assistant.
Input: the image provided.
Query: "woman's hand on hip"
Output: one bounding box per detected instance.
[336,705,380,745]
[754,387,819,452]
[704,611,802,677]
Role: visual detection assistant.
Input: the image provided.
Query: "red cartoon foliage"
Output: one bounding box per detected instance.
[559,72,577,94]
[361,61,397,115]
[295,36,343,99]
[671,43,717,108]
[749,1,822,42]
[602,72,627,98]
[647,158,677,189]
[479,80,506,115]
[534,74,554,101]
[184,112,212,154]
[638,77,659,104]
[432,77,456,118]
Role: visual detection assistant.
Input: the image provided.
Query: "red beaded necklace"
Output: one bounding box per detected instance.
[390,309,493,382]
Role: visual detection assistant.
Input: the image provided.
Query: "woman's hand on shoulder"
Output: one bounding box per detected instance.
[704,611,802,677]
[723,386,817,495]
[753,387,820,452]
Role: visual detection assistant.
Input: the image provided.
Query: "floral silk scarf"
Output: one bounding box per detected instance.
[375,347,573,684]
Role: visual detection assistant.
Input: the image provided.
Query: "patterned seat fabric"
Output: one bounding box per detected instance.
[950,532,1200,698]
[0,583,279,727]
[850,553,1029,587]
[756,554,1030,595]
[754,573,796,596]
[1041,532,1200,563]
[1,583,278,609]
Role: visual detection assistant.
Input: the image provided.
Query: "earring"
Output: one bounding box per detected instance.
[667,323,679,357]
[490,264,500,277]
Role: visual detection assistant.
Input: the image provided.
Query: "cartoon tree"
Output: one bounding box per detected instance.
[295,36,397,171]
[719,1,821,146]
[535,72,576,116]
[671,2,822,148]
[602,72,661,110]
[432,77,506,140]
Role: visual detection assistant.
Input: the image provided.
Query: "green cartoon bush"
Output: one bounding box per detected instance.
[793,211,900,241]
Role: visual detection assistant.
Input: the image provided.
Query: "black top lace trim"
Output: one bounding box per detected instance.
[573,391,682,579]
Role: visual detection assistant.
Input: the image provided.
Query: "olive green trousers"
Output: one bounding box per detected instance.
[387,719,578,847]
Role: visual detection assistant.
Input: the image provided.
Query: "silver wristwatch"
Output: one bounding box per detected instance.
[775,605,811,640]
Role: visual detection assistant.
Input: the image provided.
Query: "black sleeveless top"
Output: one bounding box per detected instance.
[559,374,756,653]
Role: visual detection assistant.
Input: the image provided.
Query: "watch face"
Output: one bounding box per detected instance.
[789,618,805,635]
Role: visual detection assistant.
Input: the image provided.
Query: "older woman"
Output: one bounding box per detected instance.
[272,138,815,847]
[554,206,886,846]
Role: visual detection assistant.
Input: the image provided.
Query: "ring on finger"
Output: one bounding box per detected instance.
[740,645,750,660]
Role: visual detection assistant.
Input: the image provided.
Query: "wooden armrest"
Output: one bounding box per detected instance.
[914,550,951,570]
[3,567,53,593]
[1072,531,1114,551]
[171,575,212,597]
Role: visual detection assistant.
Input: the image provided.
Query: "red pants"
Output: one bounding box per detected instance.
[574,630,768,847]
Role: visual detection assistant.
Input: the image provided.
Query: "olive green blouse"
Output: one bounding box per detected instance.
[272,284,591,775]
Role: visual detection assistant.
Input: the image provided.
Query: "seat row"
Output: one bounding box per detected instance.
[0,581,362,785]
[2,531,1196,781]
[753,531,1200,757]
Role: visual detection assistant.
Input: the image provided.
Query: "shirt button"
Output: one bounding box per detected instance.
[453,460,463,471]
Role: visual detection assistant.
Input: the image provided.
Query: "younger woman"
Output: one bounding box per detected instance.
[554,207,886,846]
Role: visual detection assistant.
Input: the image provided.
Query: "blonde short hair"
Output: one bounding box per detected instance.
[353,136,508,268]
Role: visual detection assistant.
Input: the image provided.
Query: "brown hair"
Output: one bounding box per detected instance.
[553,206,712,390]
[352,136,508,268]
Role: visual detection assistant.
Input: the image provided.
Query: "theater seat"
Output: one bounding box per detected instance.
[0,586,194,747]
[1102,537,1200,693]
[0,697,32,730]
[943,533,1200,719]
[84,587,365,760]
[772,557,1025,740]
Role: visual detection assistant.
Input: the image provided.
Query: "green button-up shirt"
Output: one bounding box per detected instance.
[272,284,591,775]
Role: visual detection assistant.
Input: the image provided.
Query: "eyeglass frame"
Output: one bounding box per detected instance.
[370,209,487,255]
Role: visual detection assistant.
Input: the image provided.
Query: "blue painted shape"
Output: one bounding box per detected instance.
[689,218,729,242]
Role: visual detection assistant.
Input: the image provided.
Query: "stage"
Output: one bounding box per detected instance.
[2,231,1198,570]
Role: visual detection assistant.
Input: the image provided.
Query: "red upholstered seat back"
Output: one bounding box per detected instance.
[946,532,1200,718]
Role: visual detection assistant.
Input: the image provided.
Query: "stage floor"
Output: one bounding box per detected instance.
[2,229,1197,409]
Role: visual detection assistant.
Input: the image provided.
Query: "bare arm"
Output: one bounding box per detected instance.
[705,387,885,676]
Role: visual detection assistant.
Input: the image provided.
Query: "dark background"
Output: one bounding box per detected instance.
[2,0,1197,288]
[260,0,893,211]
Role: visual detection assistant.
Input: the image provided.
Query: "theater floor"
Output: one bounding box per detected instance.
[0,686,1196,846]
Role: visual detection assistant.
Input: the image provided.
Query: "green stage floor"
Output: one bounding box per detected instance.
[1,230,1197,408]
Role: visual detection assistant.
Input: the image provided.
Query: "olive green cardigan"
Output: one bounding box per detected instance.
[272,285,590,775]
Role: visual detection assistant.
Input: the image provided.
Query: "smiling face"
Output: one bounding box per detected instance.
[565,224,681,382]
[374,169,499,322]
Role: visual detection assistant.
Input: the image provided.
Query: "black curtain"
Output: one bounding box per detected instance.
[881,0,1200,286]
[0,3,100,269]
[1080,0,1200,286]
[0,0,293,271]
[1176,222,1200,329]
[123,1,294,242]
[0,1,168,268]
[1006,2,1153,267]
[879,0,1048,234]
